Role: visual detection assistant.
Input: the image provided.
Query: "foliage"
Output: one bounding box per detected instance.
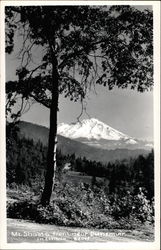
[7,183,154,229]
[6,135,47,186]
[109,188,154,223]
[5,6,153,119]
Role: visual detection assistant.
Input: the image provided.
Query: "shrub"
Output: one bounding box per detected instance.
[109,188,154,223]
[7,184,154,229]
[7,201,38,220]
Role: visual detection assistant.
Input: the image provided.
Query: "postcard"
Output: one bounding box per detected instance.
[0,1,160,249]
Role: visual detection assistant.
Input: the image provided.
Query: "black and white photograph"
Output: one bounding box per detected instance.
[0,1,160,249]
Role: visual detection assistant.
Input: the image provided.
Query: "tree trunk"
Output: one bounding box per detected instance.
[41,50,59,206]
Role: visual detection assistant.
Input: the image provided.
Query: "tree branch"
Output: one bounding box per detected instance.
[30,93,51,108]
[58,38,108,70]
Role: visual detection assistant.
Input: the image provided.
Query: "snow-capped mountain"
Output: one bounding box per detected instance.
[18,121,152,163]
[58,118,138,148]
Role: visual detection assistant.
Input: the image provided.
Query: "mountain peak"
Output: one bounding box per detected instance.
[82,118,99,122]
[69,118,99,126]
[81,118,101,125]
[58,118,137,144]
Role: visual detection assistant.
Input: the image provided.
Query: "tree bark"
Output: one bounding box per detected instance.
[41,49,59,206]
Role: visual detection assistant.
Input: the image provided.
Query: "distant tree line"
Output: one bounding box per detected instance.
[6,125,154,200]
[65,151,154,200]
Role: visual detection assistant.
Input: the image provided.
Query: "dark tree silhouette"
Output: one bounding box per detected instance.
[5,5,153,205]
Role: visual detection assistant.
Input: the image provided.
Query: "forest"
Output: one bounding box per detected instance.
[7,123,154,199]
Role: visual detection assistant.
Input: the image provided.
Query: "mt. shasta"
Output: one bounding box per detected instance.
[57,118,149,150]
[58,118,136,142]
[18,120,152,163]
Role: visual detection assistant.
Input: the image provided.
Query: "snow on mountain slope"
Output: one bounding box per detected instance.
[58,118,137,144]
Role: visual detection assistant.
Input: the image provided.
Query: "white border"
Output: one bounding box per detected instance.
[0,1,160,250]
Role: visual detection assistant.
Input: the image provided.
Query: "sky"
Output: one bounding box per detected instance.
[5,5,154,141]
[20,87,154,141]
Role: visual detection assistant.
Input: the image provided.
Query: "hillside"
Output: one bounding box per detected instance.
[18,121,149,163]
